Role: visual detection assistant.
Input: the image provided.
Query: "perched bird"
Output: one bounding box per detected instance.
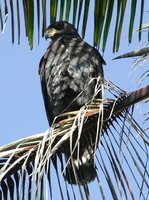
[39,21,105,184]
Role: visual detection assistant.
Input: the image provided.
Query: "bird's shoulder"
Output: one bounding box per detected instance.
[39,36,105,77]
[60,37,106,66]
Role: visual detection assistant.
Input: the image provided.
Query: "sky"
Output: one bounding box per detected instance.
[0,1,148,145]
[0,1,148,199]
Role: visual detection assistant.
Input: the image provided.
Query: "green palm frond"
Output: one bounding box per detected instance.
[0,0,146,50]
[0,82,148,199]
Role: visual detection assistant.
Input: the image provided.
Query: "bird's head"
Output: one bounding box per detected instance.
[44,21,80,40]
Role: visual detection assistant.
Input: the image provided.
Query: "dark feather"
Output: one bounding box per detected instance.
[39,21,105,184]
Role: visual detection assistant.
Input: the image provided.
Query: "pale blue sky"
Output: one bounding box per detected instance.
[0,1,148,199]
[0,1,148,145]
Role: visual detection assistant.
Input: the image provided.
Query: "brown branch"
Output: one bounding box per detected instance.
[104,85,149,120]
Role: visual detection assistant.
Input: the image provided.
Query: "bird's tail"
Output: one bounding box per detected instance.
[65,157,97,185]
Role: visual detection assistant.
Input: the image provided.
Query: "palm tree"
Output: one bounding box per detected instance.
[0,1,149,199]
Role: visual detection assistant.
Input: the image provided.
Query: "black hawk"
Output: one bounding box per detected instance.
[39,21,105,184]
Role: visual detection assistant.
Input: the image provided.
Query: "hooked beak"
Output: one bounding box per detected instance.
[44,31,49,40]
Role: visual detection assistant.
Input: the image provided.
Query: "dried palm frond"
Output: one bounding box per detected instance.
[0,81,149,200]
